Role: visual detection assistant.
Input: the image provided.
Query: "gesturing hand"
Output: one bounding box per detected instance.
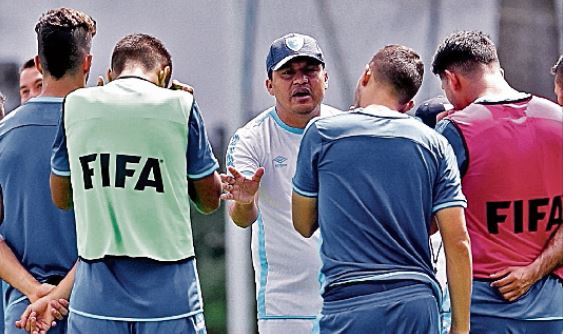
[220,166,265,204]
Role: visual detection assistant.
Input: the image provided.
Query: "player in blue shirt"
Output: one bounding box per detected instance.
[292,45,472,334]
[0,8,96,334]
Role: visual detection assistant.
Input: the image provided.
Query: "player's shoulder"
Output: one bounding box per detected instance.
[528,95,563,120]
[236,107,275,136]
[0,99,61,138]
[320,103,342,116]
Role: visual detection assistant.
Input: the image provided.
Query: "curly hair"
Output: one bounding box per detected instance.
[432,31,498,77]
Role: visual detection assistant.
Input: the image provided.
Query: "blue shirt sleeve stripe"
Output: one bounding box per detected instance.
[292,184,318,198]
[51,168,71,177]
[187,161,219,180]
[432,200,467,213]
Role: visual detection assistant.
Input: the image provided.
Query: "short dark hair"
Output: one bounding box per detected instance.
[20,58,36,73]
[111,33,172,82]
[369,45,424,104]
[34,7,96,79]
[432,31,498,76]
[551,55,563,82]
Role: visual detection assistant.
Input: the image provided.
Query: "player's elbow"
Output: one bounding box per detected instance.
[194,199,220,215]
[189,173,222,215]
[52,192,73,210]
[295,225,314,238]
[445,235,472,264]
[292,217,316,238]
[50,174,73,210]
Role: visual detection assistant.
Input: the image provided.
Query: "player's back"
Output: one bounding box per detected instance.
[63,77,196,262]
[303,106,463,288]
[0,97,76,281]
[448,95,563,279]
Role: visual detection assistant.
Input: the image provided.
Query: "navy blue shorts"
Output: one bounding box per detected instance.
[471,315,563,334]
[67,311,206,334]
[320,281,440,334]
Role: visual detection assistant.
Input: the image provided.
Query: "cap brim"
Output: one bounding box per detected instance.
[271,54,324,72]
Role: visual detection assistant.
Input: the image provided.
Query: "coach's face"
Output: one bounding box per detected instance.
[266,57,327,117]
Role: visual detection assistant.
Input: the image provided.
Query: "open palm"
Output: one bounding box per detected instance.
[220,166,265,204]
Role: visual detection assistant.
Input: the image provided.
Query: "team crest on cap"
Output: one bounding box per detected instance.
[286,36,304,51]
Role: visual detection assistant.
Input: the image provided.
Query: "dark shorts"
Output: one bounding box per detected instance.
[320,281,440,334]
[67,311,206,334]
[470,315,563,334]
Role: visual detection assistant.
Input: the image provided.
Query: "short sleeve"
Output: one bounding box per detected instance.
[225,128,259,178]
[51,106,70,176]
[186,101,219,179]
[432,140,467,213]
[436,119,467,175]
[292,122,322,197]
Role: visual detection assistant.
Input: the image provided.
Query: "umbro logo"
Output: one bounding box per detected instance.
[273,155,288,168]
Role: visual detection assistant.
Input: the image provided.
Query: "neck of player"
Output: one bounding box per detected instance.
[39,72,86,98]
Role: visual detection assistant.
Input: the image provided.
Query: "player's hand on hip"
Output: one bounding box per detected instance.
[490,265,538,301]
[220,166,265,204]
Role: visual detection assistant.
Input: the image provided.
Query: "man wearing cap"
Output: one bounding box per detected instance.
[222,33,339,333]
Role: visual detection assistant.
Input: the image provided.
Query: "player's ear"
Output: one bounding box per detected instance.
[360,65,371,87]
[399,100,414,113]
[265,79,274,96]
[157,66,171,88]
[106,69,114,82]
[82,54,93,75]
[444,69,460,91]
[34,55,43,74]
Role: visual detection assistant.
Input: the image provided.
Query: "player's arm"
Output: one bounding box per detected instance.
[292,193,318,237]
[186,100,221,215]
[432,139,471,334]
[222,166,265,228]
[291,121,321,237]
[223,124,264,228]
[435,120,468,175]
[435,206,472,334]
[0,238,54,303]
[490,225,563,301]
[50,174,72,210]
[189,172,222,214]
[226,195,258,228]
[50,108,72,210]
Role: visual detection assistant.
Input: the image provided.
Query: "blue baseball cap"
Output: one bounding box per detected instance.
[414,97,453,128]
[266,33,325,75]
